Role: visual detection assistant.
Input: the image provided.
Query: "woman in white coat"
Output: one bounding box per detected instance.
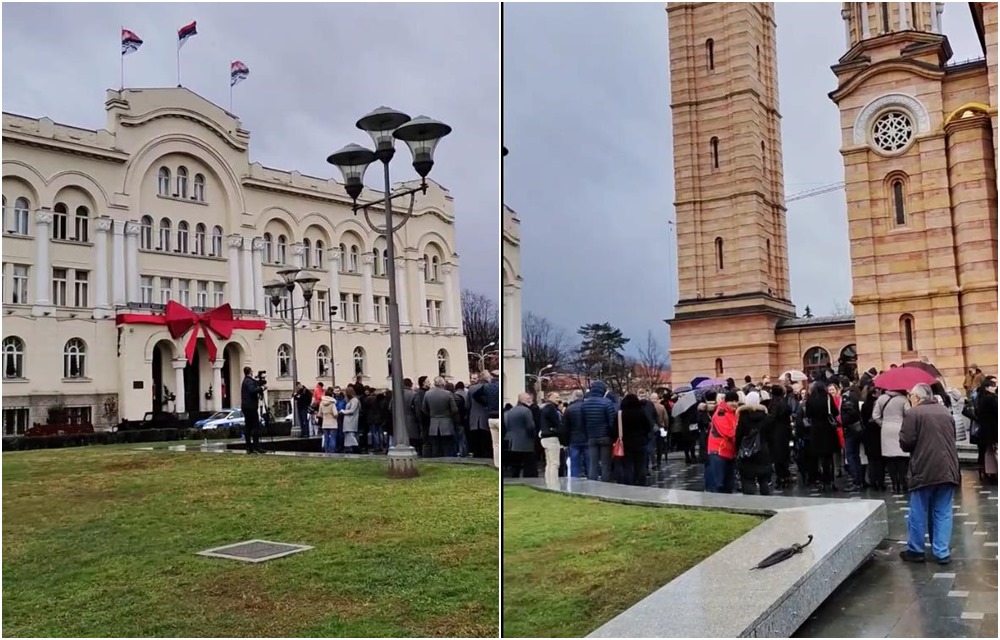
[872,390,910,493]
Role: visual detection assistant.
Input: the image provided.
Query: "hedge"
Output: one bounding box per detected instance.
[0,424,291,452]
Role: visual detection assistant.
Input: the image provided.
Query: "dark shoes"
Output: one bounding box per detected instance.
[899,550,926,563]
[935,555,952,565]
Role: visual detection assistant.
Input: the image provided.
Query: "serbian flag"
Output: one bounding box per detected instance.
[177,21,197,48]
[230,60,249,87]
[121,28,143,55]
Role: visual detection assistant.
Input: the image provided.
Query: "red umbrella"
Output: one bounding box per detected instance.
[901,361,943,379]
[873,367,937,392]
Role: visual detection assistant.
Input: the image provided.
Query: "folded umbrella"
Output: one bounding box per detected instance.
[671,391,698,417]
[873,367,936,392]
[901,361,943,379]
[750,535,813,570]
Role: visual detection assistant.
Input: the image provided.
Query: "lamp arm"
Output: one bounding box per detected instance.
[355,184,423,234]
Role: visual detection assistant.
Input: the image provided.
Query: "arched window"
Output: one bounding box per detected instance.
[193,173,205,201]
[386,348,392,377]
[761,141,766,178]
[423,255,431,281]
[431,256,440,282]
[74,206,89,242]
[194,223,206,255]
[303,239,312,268]
[803,346,831,380]
[211,226,223,256]
[315,240,325,270]
[756,45,761,74]
[158,218,171,252]
[52,203,68,240]
[710,137,720,169]
[891,179,906,225]
[353,346,366,377]
[714,237,724,270]
[177,221,189,253]
[437,349,449,376]
[880,2,890,32]
[706,38,715,70]
[158,167,171,195]
[263,233,273,263]
[63,338,87,379]
[3,336,25,379]
[766,238,772,276]
[176,166,188,198]
[140,215,153,250]
[372,248,383,276]
[381,249,389,276]
[277,235,288,264]
[349,245,360,273]
[277,344,292,378]
[316,345,330,377]
[13,197,29,235]
[714,358,724,377]
[900,314,915,353]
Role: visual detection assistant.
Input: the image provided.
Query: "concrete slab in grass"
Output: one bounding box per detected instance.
[509,478,887,638]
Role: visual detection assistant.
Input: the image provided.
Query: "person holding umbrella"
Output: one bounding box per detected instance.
[672,391,699,464]
[871,367,937,493]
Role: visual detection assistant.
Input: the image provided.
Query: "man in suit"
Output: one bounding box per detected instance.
[506,393,538,477]
[402,378,422,455]
[416,375,431,457]
[240,367,264,454]
[423,376,458,457]
[467,373,491,459]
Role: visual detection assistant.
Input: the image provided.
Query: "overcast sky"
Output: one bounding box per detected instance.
[503,2,982,356]
[2,2,499,299]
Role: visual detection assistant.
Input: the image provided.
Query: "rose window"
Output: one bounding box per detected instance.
[871,110,914,153]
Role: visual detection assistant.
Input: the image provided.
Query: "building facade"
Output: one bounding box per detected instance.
[666,2,997,389]
[2,87,469,432]
[502,204,525,404]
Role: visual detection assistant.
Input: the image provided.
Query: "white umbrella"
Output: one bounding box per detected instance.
[671,392,698,418]
[780,370,808,382]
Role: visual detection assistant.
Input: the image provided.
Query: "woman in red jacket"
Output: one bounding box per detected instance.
[828,382,845,482]
[705,390,740,493]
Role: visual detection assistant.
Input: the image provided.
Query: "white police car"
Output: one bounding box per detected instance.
[196,408,245,430]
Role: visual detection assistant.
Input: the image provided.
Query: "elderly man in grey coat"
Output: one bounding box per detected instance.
[467,373,492,459]
[505,393,538,478]
[423,376,458,458]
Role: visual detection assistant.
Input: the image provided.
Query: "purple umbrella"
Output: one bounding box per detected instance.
[696,377,727,390]
[690,376,710,388]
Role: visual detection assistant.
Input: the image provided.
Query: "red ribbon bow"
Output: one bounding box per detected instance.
[116,302,266,363]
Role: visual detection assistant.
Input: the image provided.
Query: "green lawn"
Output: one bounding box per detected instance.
[502,485,762,638]
[3,447,499,637]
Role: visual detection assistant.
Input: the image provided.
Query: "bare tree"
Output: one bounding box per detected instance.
[635,330,668,390]
[462,289,499,372]
[831,299,854,318]
[522,312,568,376]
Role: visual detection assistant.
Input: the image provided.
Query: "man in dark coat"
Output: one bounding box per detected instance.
[415,375,431,457]
[581,381,616,482]
[899,383,962,565]
[240,367,264,454]
[505,393,537,477]
[402,378,422,454]
[564,390,587,477]
[767,385,793,487]
[422,376,458,458]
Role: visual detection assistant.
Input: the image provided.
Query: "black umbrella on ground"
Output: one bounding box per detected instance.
[749,535,814,570]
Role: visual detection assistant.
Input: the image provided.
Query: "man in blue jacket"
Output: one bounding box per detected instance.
[582,381,617,482]
[564,390,587,477]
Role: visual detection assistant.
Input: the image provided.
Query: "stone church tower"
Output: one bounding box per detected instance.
[666,2,795,384]
[830,2,998,382]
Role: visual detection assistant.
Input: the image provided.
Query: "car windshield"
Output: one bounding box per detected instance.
[206,412,228,420]
[231,409,243,418]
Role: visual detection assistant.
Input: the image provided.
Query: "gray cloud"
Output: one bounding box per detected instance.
[503,2,982,353]
[2,2,499,297]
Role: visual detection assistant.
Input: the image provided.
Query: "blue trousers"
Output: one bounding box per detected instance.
[322,429,337,453]
[568,443,589,478]
[907,483,955,559]
[705,453,735,493]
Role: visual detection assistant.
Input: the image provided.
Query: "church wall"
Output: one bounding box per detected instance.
[669,312,781,385]
[775,323,856,376]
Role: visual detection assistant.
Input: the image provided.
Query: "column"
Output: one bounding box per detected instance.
[226,234,243,310]
[395,259,411,326]
[361,253,376,324]
[861,2,871,38]
[211,359,224,412]
[930,1,940,32]
[241,236,254,312]
[329,251,343,323]
[94,217,112,315]
[124,221,140,303]
[898,2,909,29]
[416,258,429,326]
[841,8,852,48]
[251,237,265,315]
[291,242,306,311]
[441,263,458,329]
[934,2,944,33]
[32,209,53,311]
[112,220,126,306]
[172,359,187,414]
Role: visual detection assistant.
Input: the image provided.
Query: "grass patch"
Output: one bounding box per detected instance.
[502,485,762,638]
[3,448,498,637]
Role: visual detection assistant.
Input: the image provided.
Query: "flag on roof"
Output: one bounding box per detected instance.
[121,28,143,55]
[230,60,249,87]
[177,21,197,48]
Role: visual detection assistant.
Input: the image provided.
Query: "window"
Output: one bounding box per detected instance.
[386,348,393,377]
[350,294,361,323]
[197,281,208,307]
[426,300,442,326]
[714,237,724,271]
[158,167,171,195]
[211,226,223,256]
[213,282,224,307]
[911,2,919,29]
[437,349,449,376]
[803,346,831,379]
[11,265,28,304]
[158,218,171,252]
[278,344,292,378]
[317,291,328,322]
[315,241,324,270]
[338,243,347,272]
[353,346,366,377]
[176,166,188,198]
[139,215,153,250]
[756,45,761,75]
[73,270,89,307]
[880,2,890,32]
[63,338,86,378]
[65,406,92,426]
[178,279,190,306]
[339,292,348,321]
[263,233,273,263]
[303,239,312,268]
[761,141,766,178]
[715,358,724,376]
[3,407,29,435]
[900,314,915,352]
[277,235,287,265]
[52,203,68,240]
[194,223,206,255]
[373,248,384,276]
[871,110,914,153]
[317,346,330,377]
[74,206,89,242]
[381,249,389,276]
[423,256,431,281]
[11,197,29,235]
[710,137,720,169]
[193,173,205,201]
[426,256,439,282]
[706,38,715,70]
[349,245,360,273]
[304,295,313,320]
[52,268,68,306]
[140,276,154,304]
[766,238,773,277]
[177,221,189,253]
[374,295,386,324]
[3,336,25,379]
[891,180,906,225]
[159,277,173,305]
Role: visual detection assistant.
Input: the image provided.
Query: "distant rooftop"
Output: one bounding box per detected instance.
[777,315,855,329]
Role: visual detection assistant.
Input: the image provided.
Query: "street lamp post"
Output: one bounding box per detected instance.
[468,341,496,374]
[264,268,320,436]
[325,305,339,388]
[327,106,451,478]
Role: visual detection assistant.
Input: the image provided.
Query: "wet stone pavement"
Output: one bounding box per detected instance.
[649,458,998,638]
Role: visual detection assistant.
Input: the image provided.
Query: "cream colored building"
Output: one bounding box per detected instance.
[1,87,469,432]
[502,204,524,404]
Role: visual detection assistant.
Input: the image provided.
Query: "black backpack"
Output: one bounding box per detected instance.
[840,393,861,427]
[738,426,761,461]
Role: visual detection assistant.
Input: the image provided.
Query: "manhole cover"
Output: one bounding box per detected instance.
[196,539,312,563]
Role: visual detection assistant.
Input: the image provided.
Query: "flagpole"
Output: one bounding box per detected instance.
[120,26,124,90]
[230,80,233,112]
[176,43,181,87]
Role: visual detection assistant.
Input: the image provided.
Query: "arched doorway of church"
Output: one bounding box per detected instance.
[803,346,831,382]
[151,339,176,414]
[838,344,858,381]
[222,343,244,409]
[184,346,202,415]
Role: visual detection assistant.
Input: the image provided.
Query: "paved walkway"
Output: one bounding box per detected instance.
[649,459,998,638]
